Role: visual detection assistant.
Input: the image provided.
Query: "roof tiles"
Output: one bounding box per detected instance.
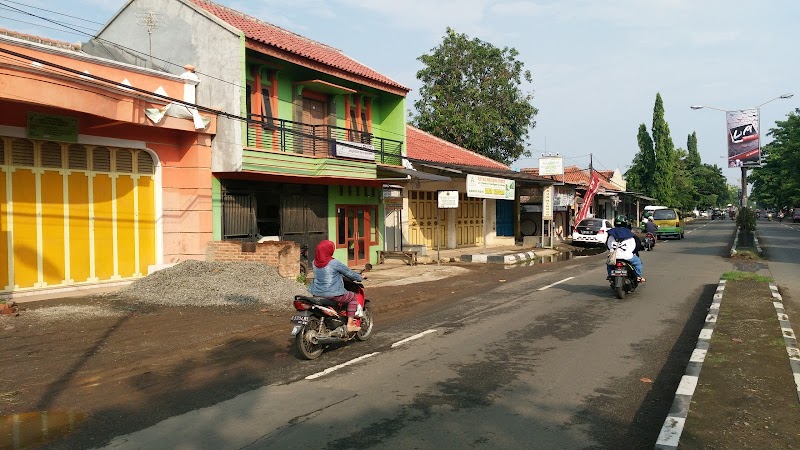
[406,126,511,170]
[189,0,408,92]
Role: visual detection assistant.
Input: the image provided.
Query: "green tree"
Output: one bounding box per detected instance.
[686,132,701,171]
[652,93,676,205]
[412,28,538,164]
[750,108,800,209]
[625,123,655,196]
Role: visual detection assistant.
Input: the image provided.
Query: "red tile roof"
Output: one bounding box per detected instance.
[523,165,623,191]
[189,0,408,93]
[406,126,511,170]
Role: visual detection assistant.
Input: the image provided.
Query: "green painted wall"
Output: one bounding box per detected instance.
[328,185,384,265]
[212,177,222,240]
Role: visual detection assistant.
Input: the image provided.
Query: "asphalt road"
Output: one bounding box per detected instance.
[105,220,738,450]
[755,218,800,306]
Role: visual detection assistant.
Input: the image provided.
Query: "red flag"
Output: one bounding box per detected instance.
[574,171,601,231]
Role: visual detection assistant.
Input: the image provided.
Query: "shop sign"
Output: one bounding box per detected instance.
[466,174,515,200]
[335,140,375,161]
[27,112,78,143]
[437,190,459,208]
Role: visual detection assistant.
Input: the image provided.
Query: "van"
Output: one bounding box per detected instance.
[651,208,684,239]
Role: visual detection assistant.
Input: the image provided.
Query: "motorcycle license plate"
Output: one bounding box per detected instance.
[290,314,309,325]
[611,269,628,276]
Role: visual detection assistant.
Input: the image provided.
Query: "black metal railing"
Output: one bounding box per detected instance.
[245,115,402,166]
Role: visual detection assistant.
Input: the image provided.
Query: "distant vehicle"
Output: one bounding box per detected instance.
[572,218,614,246]
[652,208,685,239]
[712,209,725,220]
[699,210,709,218]
[793,208,800,223]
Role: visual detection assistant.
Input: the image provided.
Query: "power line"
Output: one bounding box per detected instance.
[0,14,91,37]
[1,0,104,25]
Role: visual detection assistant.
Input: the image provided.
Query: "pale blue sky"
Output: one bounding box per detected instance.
[1,0,797,184]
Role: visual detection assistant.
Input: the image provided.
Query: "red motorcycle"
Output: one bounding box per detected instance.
[644,232,656,251]
[290,267,373,360]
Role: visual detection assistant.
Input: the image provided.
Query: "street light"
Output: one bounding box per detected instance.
[690,93,794,242]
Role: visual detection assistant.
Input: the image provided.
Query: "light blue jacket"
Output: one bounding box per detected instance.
[308,259,363,297]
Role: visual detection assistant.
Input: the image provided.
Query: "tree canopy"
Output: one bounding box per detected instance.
[411,28,538,165]
[750,108,800,209]
[625,94,730,210]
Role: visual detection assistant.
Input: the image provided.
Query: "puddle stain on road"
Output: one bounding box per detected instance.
[0,410,85,449]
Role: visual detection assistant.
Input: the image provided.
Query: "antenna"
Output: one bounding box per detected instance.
[135,10,164,67]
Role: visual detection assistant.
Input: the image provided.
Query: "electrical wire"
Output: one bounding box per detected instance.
[0,14,90,37]
[1,0,104,25]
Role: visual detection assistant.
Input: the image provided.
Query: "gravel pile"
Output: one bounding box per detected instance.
[117,260,309,310]
[25,305,125,321]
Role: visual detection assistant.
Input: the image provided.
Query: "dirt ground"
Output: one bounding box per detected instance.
[680,277,800,448]
[0,261,545,449]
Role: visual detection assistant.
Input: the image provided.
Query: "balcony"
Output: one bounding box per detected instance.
[245,114,403,166]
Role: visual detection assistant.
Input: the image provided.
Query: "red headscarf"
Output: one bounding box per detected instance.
[313,240,335,268]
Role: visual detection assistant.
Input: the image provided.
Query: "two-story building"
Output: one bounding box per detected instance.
[0,29,216,297]
[87,0,412,267]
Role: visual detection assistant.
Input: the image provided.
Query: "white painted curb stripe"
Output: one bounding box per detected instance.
[537,277,574,291]
[305,352,380,380]
[769,283,800,403]
[392,329,437,348]
[655,279,726,450]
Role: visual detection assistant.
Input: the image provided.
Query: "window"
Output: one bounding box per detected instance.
[653,209,677,220]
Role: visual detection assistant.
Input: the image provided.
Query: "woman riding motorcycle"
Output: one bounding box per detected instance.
[606,215,645,282]
[308,240,364,332]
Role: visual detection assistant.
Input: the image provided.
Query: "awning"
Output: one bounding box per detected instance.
[412,161,554,184]
[376,166,452,182]
[294,79,356,95]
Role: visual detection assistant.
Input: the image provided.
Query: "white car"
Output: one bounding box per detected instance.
[572,218,614,246]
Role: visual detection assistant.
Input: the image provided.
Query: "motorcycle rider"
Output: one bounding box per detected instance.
[643,216,659,243]
[607,215,645,282]
[308,240,364,332]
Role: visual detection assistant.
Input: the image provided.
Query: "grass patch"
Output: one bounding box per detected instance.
[732,249,761,259]
[721,271,773,282]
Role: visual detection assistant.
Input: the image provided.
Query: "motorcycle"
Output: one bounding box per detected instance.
[608,260,640,299]
[290,266,373,360]
[643,232,656,251]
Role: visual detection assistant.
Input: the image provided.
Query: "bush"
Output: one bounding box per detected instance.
[737,207,757,232]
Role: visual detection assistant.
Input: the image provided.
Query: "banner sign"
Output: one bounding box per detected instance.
[574,171,601,230]
[335,140,376,161]
[726,109,760,168]
[383,197,403,210]
[466,174,515,200]
[543,185,554,220]
[27,112,78,143]
[538,157,564,176]
[437,190,459,208]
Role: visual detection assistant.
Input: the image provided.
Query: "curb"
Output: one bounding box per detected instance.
[460,250,537,264]
[730,228,740,256]
[655,279,726,449]
[754,232,764,256]
[768,283,800,402]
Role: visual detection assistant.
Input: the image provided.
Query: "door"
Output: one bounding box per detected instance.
[302,96,328,156]
[496,200,514,236]
[338,205,374,267]
[408,190,444,248]
[456,194,483,245]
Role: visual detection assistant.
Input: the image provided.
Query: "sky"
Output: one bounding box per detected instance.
[1,0,798,185]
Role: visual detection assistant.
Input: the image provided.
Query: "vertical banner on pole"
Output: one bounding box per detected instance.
[726,108,761,168]
[574,171,601,231]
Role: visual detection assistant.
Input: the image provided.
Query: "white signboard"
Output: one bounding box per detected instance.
[543,185,554,220]
[538,156,564,176]
[437,190,460,208]
[335,140,376,161]
[466,174,515,200]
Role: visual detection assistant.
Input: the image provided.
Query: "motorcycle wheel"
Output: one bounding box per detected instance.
[355,305,374,341]
[295,317,324,360]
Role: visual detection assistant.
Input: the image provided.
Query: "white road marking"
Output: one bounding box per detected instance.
[391,329,437,348]
[305,352,380,380]
[537,277,575,291]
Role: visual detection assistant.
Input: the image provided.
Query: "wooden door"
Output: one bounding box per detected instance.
[340,206,372,267]
[456,194,483,245]
[408,190,444,248]
[302,97,328,156]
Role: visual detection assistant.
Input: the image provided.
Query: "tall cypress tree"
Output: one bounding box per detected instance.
[651,93,675,205]
[686,132,701,170]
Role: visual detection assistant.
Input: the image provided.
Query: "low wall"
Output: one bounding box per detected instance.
[206,241,300,278]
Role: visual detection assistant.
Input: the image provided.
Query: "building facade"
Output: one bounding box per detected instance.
[0,31,216,296]
[87,0,410,268]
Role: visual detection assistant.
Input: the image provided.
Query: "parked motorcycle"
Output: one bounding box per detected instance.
[643,232,656,251]
[608,260,640,299]
[290,266,373,360]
